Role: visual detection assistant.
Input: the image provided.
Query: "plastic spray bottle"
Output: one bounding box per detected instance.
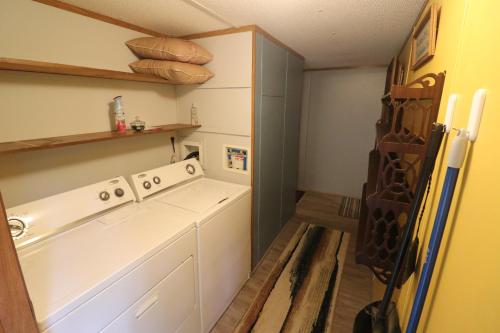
[113,96,127,133]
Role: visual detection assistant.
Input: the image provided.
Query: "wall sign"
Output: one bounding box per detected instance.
[411,4,439,70]
[223,145,250,174]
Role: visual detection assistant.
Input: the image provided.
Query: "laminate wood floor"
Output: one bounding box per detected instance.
[212,191,372,333]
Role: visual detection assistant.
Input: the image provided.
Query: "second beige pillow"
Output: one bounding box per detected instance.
[129,59,214,84]
[126,37,213,65]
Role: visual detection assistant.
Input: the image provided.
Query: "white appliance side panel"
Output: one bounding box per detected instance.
[199,192,251,332]
[43,229,198,333]
[101,256,200,333]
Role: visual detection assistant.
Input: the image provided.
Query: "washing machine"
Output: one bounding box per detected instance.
[6,177,201,333]
[130,158,251,332]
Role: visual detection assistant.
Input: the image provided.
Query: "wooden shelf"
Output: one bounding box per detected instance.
[0,58,172,84]
[0,124,200,154]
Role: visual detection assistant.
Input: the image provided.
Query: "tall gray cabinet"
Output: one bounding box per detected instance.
[253,33,304,265]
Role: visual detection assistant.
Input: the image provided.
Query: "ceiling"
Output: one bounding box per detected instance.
[60,0,426,69]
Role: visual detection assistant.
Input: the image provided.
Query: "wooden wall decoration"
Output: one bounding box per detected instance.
[356,72,445,285]
[411,4,439,70]
[384,57,405,95]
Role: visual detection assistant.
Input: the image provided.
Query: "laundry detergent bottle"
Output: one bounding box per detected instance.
[113,96,127,133]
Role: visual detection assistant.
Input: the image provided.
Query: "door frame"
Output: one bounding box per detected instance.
[0,192,39,332]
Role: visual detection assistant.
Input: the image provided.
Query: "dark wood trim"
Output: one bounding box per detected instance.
[410,4,438,70]
[304,64,388,72]
[0,124,201,155]
[180,25,256,40]
[33,0,168,37]
[0,58,173,84]
[0,193,39,333]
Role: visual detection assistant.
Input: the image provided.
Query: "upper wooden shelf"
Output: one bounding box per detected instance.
[0,124,200,154]
[0,58,172,84]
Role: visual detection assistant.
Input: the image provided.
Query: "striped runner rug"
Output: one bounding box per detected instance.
[235,224,349,333]
[338,196,361,219]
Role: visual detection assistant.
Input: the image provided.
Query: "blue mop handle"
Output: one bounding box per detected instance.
[406,130,469,333]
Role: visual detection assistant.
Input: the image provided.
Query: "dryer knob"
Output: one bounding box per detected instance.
[99,191,110,201]
[114,188,125,197]
[153,176,161,184]
[143,181,152,190]
[8,218,26,238]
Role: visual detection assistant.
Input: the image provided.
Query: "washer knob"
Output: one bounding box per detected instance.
[114,188,125,197]
[99,191,110,201]
[186,164,196,175]
[153,176,161,184]
[143,181,152,190]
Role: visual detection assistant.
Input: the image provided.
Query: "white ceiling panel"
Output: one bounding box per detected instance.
[60,0,426,68]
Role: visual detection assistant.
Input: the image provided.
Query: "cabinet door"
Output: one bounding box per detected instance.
[281,53,305,225]
[257,96,285,260]
[262,37,287,97]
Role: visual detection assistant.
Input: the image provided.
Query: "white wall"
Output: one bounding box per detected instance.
[0,0,180,207]
[0,1,253,208]
[176,32,253,185]
[298,68,386,197]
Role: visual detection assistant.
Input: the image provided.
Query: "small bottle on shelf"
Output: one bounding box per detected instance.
[190,103,199,126]
[113,96,127,134]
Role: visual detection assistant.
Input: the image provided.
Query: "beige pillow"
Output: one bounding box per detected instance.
[129,59,214,84]
[126,37,213,65]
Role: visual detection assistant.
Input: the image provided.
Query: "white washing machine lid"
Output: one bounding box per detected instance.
[155,178,250,215]
[18,202,196,330]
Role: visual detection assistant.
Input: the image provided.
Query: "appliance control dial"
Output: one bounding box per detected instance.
[186,164,196,175]
[114,188,125,197]
[99,191,110,201]
[143,181,152,190]
[8,218,26,238]
[153,176,161,184]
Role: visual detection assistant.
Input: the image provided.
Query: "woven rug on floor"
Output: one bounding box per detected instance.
[235,224,349,333]
[338,196,361,219]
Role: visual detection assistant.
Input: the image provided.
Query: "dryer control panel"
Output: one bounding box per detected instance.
[129,158,204,201]
[6,177,135,249]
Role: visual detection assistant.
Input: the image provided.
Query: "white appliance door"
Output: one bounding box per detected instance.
[157,179,239,214]
[101,256,199,333]
[199,193,251,332]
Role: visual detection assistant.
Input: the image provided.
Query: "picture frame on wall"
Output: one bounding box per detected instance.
[411,4,439,70]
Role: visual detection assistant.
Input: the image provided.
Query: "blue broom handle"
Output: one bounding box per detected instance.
[406,167,460,333]
[406,129,468,333]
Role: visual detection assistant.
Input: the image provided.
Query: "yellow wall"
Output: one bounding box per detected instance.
[396,0,500,332]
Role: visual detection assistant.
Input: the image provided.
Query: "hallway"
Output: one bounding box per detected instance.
[213,192,372,332]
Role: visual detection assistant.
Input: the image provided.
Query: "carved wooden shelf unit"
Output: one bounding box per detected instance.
[0,58,173,84]
[0,124,201,154]
[356,70,445,285]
